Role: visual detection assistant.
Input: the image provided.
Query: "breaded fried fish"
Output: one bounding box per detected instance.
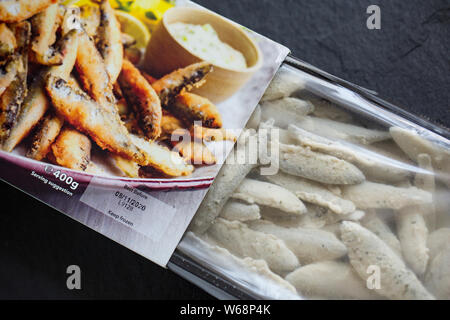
[0,56,18,96]
[0,22,30,144]
[27,113,64,161]
[0,0,57,23]
[3,29,80,152]
[79,4,100,38]
[171,92,222,128]
[46,75,193,177]
[30,3,63,66]
[0,23,16,60]
[65,7,115,107]
[118,59,162,140]
[94,0,123,83]
[160,111,184,140]
[190,125,236,142]
[45,75,147,165]
[173,140,216,165]
[152,62,213,106]
[50,127,91,171]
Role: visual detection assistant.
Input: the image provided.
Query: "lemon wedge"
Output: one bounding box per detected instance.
[115,10,151,50]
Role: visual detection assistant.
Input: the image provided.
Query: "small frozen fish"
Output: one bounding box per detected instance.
[361,210,402,257]
[208,218,300,274]
[424,247,450,299]
[390,126,450,186]
[297,116,391,145]
[260,97,314,128]
[278,142,365,185]
[427,228,450,261]
[248,220,347,264]
[285,261,380,300]
[415,153,436,230]
[288,124,411,183]
[396,207,429,276]
[341,221,434,300]
[395,169,433,276]
[342,181,432,210]
[246,104,261,129]
[182,232,298,298]
[189,131,258,234]
[265,171,356,215]
[219,201,261,222]
[232,178,306,215]
[310,98,353,123]
[261,67,305,101]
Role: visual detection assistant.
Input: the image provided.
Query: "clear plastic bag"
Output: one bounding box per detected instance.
[177,62,450,300]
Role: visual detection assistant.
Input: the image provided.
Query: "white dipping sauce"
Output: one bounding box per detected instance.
[168,22,247,70]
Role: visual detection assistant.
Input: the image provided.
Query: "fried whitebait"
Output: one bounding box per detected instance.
[152,62,213,106]
[118,59,162,140]
[0,22,30,144]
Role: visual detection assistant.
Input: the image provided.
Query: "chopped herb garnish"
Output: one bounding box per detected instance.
[145,11,158,20]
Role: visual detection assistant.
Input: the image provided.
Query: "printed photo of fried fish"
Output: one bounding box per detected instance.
[0,0,242,180]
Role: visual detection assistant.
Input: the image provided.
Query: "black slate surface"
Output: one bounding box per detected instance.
[1,0,449,299]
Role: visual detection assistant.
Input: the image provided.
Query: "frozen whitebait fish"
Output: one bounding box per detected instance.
[219,200,261,222]
[258,119,297,145]
[427,228,450,261]
[390,127,450,186]
[396,207,429,276]
[278,128,298,145]
[297,116,391,145]
[232,178,306,215]
[181,232,298,298]
[246,104,261,129]
[325,209,366,225]
[415,154,437,230]
[361,210,402,257]
[247,220,347,264]
[265,171,356,215]
[261,67,305,101]
[395,161,434,275]
[260,98,314,128]
[208,219,300,274]
[278,142,365,185]
[310,98,354,123]
[189,131,258,234]
[285,261,380,300]
[342,181,432,210]
[288,125,411,183]
[341,221,434,300]
[424,247,450,299]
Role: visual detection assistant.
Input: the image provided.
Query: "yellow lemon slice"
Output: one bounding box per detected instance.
[115,10,151,50]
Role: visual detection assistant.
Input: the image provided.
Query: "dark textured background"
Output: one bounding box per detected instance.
[1,0,449,299]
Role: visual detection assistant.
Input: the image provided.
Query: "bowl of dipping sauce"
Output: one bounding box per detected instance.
[143,7,263,103]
